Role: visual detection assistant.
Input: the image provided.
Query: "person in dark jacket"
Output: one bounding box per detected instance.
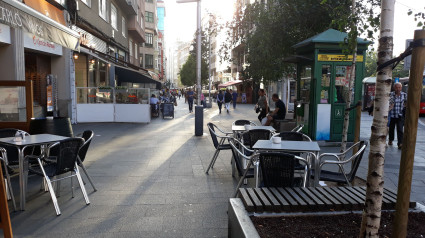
[217,90,224,113]
[224,89,232,113]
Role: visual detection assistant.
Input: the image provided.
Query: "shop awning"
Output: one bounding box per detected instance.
[115,66,162,89]
[0,0,80,50]
[218,80,243,88]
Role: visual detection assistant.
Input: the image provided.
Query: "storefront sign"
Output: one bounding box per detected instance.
[23,32,62,55]
[0,0,79,50]
[318,54,363,62]
[0,23,11,44]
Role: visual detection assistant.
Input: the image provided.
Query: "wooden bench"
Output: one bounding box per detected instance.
[238,187,415,213]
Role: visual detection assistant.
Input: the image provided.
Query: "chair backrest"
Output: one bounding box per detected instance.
[78,130,94,163]
[274,131,311,141]
[246,129,273,149]
[232,120,257,126]
[207,123,220,149]
[346,141,367,182]
[229,138,255,177]
[53,138,84,176]
[259,152,298,187]
[291,124,304,132]
[0,128,18,138]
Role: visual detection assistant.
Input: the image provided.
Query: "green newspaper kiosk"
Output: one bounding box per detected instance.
[293,29,370,141]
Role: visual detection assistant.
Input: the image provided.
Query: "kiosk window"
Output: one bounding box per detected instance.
[320,65,331,103]
[334,66,354,103]
[300,65,312,103]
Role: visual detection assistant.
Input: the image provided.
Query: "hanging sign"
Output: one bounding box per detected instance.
[0,0,80,50]
[318,54,363,62]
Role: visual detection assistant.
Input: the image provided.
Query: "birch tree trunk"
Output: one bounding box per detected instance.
[340,0,357,153]
[359,0,395,237]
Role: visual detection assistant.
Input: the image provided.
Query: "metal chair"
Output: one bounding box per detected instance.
[244,129,273,149]
[205,123,233,174]
[27,138,90,215]
[77,130,97,192]
[311,141,367,186]
[232,120,257,126]
[230,138,258,197]
[0,147,16,211]
[259,151,309,188]
[291,124,304,132]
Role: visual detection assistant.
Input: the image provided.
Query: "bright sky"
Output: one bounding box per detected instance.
[164,0,235,48]
[164,0,425,56]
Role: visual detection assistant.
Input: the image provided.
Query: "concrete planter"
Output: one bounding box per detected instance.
[228,198,260,238]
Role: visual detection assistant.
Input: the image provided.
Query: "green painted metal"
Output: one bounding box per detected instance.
[293,29,370,142]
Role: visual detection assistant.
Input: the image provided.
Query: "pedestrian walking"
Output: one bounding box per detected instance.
[217,90,224,113]
[224,89,232,113]
[200,93,205,106]
[187,88,194,113]
[256,89,268,123]
[231,89,238,109]
[388,82,407,149]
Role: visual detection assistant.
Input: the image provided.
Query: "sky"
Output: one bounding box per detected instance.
[163,0,425,56]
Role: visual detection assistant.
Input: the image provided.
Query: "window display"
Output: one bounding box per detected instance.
[320,65,331,103]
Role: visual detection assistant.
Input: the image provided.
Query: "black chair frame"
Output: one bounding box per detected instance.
[205,123,233,174]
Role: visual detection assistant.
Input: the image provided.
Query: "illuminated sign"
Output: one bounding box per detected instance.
[318,54,364,62]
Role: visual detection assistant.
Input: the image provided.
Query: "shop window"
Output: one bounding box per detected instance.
[320,65,331,104]
[0,86,26,122]
[299,65,311,103]
[145,11,154,23]
[334,65,354,104]
[145,54,153,69]
[111,4,117,30]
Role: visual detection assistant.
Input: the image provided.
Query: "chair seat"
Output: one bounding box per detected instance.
[311,169,350,183]
[217,144,231,150]
[29,163,59,177]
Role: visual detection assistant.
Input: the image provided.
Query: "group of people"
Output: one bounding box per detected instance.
[216,89,238,113]
[255,89,286,126]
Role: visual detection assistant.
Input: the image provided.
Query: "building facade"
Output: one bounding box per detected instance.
[0,0,80,130]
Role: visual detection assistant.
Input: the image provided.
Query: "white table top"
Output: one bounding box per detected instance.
[0,134,69,147]
[253,140,321,152]
[232,125,276,132]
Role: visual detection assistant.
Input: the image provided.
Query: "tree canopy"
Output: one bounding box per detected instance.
[178,30,210,87]
[219,0,381,84]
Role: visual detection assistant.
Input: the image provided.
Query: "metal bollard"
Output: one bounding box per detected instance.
[195,106,203,136]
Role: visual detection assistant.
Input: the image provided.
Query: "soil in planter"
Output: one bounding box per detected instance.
[251,211,425,238]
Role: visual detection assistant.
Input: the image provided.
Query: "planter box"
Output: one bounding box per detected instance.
[228,198,260,238]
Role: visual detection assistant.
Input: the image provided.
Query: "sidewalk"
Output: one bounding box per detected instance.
[6,98,425,237]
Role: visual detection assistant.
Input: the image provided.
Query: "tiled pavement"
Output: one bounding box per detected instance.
[4,97,425,237]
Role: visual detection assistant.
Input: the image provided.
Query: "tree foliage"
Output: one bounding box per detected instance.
[179,30,210,87]
[179,54,209,87]
[219,0,356,84]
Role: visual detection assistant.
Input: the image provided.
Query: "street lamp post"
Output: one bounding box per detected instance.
[177,0,203,136]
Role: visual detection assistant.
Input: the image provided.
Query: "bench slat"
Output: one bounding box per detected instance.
[314,187,343,209]
[339,187,365,210]
[278,187,305,211]
[299,187,327,210]
[247,188,264,212]
[269,187,291,211]
[254,188,274,212]
[293,187,318,207]
[307,188,334,210]
[329,187,361,209]
[239,188,254,212]
[261,188,282,211]
[282,188,308,211]
[321,187,351,207]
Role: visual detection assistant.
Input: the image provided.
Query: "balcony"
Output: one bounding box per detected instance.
[128,15,145,43]
[117,0,137,16]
